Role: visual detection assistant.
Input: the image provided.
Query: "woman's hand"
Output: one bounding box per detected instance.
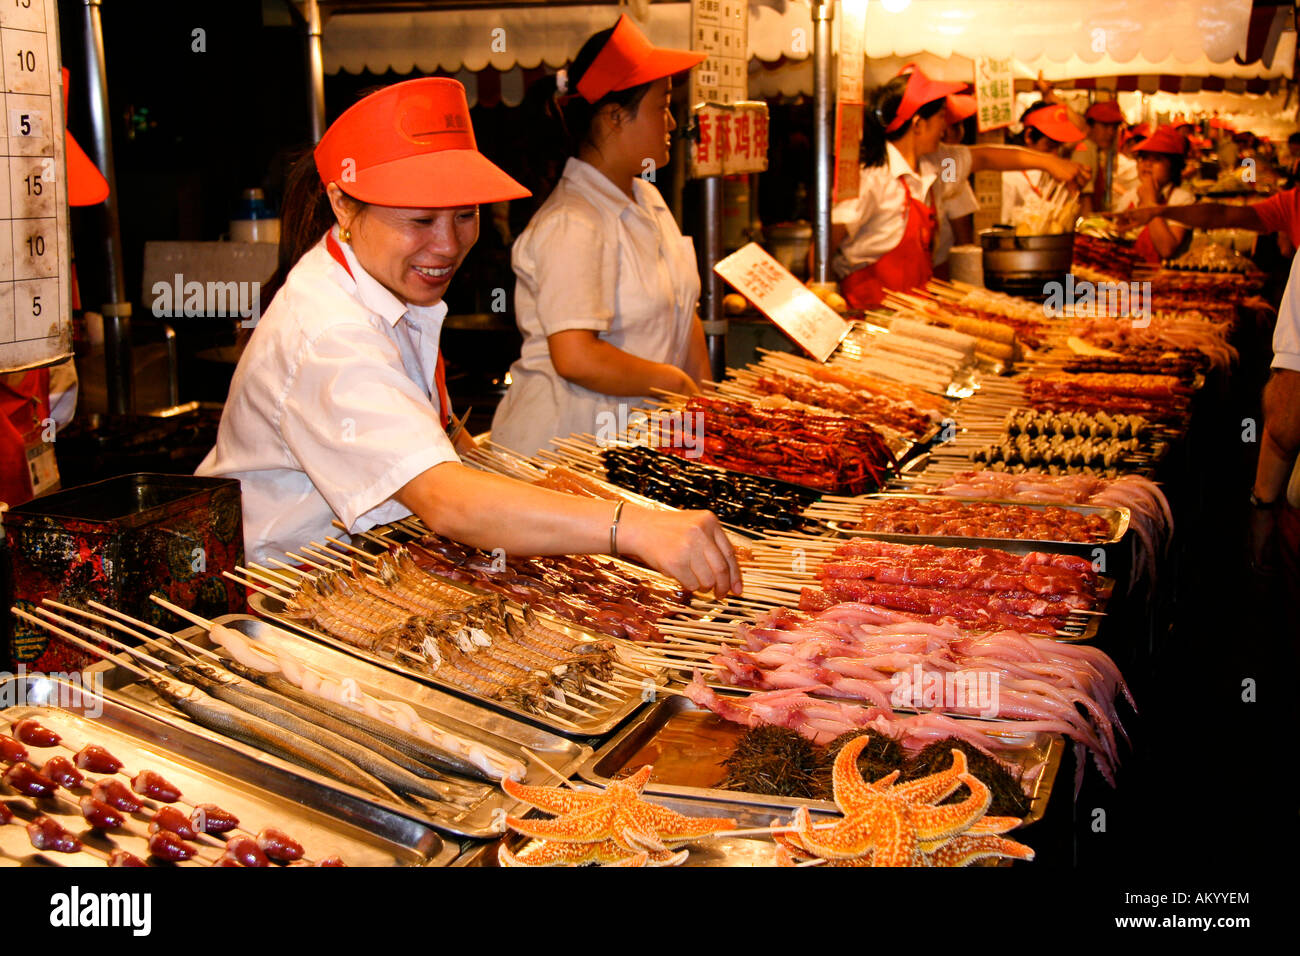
[617,505,743,600]
[1043,155,1090,189]
[1137,171,1160,206]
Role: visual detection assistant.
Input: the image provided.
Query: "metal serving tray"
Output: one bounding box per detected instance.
[0,674,457,866]
[452,790,840,868]
[248,592,660,738]
[576,694,1063,827]
[94,614,591,839]
[812,493,1131,558]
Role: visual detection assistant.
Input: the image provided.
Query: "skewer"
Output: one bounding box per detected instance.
[518,746,588,791]
[12,608,152,680]
[237,564,297,592]
[223,570,294,604]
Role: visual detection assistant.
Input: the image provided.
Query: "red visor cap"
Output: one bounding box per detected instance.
[945,93,977,125]
[1025,104,1085,143]
[62,66,109,206]
[1085,101,1124,125]
[315,77,529,207]
[887,66,967,133]
[1133,125,1188,156]
[576,15,706,104]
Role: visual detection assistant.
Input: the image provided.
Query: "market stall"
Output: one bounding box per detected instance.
[0,0,1292,897]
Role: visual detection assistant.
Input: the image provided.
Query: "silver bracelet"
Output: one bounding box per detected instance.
[610,501,625,557]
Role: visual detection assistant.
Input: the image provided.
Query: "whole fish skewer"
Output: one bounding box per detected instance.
[141,597,525,782]
[13,608,403,804]
[25,608,452,804]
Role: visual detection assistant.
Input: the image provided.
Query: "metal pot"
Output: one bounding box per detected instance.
[980,228,1074,300]
[764,221,813,279]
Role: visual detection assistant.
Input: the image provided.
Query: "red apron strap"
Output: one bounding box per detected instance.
[325,232,452,430]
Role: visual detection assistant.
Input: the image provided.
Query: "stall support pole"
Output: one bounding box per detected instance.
[811,0,834,284]
[82,0,133,415]
[702,175,726,380]
[305,0,326,142]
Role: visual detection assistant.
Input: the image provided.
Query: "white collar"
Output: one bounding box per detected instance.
[330,226,449,328]
[563,156,660,219]
[885,142,937,194]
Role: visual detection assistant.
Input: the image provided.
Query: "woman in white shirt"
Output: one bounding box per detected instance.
[832,69,1089,309]
[197,77,740,598]
[491,16,709,457]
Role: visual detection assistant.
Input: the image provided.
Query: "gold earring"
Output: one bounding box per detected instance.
[339,226,352,242]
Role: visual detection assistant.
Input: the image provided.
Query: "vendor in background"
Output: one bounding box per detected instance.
[197,77,740,598]
[1121,126,1195,262]
[1073,101,1127,213]
[999,103,1087,223]
[831,69,1088,309]
[490,16,709,458]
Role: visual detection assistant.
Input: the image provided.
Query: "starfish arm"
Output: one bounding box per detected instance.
[628,803,738,843]
[830,736,879,814]
[795,803,886,860]
[505,805,616,843]
[922,834,1035,867]
[890,750,970,806]
[603,852,650,867]
[504,838,631,866]
[609,765,655,796]
[965,815,1023,836]
[502,777,603,815]
[909,773,993,843]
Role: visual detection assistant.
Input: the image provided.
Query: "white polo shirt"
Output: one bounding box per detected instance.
[931,144,978,266]
[832,142,943,278]
[196,227,460,563]
[491,157,700,457]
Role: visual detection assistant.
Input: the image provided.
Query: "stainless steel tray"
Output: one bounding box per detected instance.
[248,592,661,738]
[96,614,592,839]
[452,790,839,868]
[576,694,1063,827]
[811,493,1130,557]
[0,674,458,866]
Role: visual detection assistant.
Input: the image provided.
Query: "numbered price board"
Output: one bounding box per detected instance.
[0,0,68,373]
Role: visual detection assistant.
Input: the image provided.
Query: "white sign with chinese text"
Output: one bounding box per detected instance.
[690,101,769,178]
[714,243,851,363]
[974,56,1014,132]
[834,0,868,202]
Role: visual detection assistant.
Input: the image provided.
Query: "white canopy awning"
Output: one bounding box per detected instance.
[323,1,1287,97]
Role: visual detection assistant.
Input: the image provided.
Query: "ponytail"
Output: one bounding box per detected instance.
[262,151,352,305]
[860,75,944,167]
[508,25,654,206]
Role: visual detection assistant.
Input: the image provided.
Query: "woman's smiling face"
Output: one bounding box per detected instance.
[327,184,479,307]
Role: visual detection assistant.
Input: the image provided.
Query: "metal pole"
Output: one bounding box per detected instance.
[305,0,326,142]
[701,175,726,380]
[82,0,133,415]
[811,0,834,284]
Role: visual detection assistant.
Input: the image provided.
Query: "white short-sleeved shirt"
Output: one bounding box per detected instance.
[196,228,460,563]
[832,142,943,278]
[1273,249,1300,372]
[490,157,700,457]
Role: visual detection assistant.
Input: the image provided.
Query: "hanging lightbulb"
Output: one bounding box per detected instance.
[881,0,912,12]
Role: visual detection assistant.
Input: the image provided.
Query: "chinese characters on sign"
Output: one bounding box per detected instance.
[834,0,868,202]
[974,56,1014,132]
[689,0,747,107]
[714,243,851,363]
[691,101,769,177]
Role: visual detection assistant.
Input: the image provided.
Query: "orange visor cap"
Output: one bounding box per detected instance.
[314,77,529,207]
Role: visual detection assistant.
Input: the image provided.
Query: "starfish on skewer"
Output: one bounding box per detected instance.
[778,735,1035,867]
[498,766,736,867]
